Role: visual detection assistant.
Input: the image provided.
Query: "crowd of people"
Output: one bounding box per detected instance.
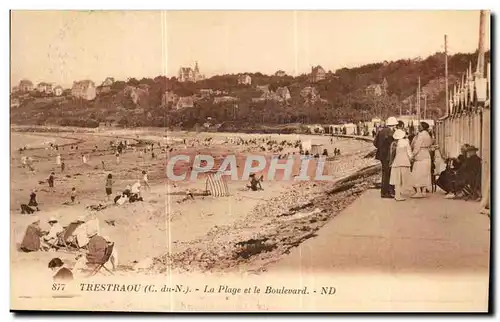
[15,138,157,280]
[374,116,482,202]
[20,214,118,279]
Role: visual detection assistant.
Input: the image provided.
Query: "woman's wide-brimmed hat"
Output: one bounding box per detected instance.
[393,129,406,140]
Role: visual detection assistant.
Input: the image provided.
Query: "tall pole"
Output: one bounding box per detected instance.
[476,10,487,78]
[417,77,421,123]
[445,34,449,116]
[424,94,427,119]
[409,97,412,115]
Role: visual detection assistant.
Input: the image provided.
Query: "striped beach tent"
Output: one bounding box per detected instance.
[205,173,230,197]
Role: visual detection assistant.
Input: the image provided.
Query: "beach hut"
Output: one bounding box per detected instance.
[343,123,357,135]
[311,144,324,156]
[205,173,230,197]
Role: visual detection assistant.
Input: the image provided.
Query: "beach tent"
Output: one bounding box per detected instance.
[205,173,230,197]
[311,144,324,155]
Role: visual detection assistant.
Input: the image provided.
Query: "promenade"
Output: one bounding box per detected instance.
[265,188,490,311]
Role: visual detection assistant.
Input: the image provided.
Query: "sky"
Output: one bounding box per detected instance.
[10,10,490,88]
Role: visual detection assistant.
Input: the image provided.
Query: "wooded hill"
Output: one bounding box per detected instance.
[10,51,489,130]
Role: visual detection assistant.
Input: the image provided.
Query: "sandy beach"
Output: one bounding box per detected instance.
[10,127,376,277]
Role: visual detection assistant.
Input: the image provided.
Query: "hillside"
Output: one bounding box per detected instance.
[10,51,489,130]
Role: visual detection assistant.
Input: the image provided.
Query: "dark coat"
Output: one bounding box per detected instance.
[86,235,107,264]
[20,223,42,252]
[373,127,394,162]
[53,267,74,282]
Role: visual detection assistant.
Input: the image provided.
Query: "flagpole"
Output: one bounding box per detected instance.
[417,76,421,123]
[445,34,449,117]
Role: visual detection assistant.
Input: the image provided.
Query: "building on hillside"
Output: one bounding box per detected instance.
[300,86,321,102]
[310,65,326,83]
[10,98,20,108]
[176,96,194,109]
[199,89,213,97]
[71,80,96,100]
[37,82,53,94]
[252,86,291,103]
[275,86,291,101]
[365,78,388,97]
[178,61,204,82]
[53,86,64,96]
[237,74,252,85]
[275,70,286,77]
[19,79,34,92]
[102,77,115,87]
[162,91,179,106]
[214,96,239,104]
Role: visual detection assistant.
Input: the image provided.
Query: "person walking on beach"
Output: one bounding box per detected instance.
[374,116,398,198]
[142,170,151,191]
[56,154,61,167]
[70,187,78,204]
[390,129,412,201]
[61,160,65,173]
[105,173,114,201]
[21,155,27,168]
[410,122,433,198]
[48,172,55,192]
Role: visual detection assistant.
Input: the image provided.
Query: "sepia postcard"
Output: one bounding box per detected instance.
[9,10,491,312]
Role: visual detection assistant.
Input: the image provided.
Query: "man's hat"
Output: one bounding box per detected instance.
[467,145,479,152]
[48,216,58,223]
[76,215,86,223]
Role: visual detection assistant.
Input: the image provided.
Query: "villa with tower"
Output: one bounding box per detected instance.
[178,61,205,82]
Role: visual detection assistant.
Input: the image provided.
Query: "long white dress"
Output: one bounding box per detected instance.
[390,138,412,190]
[411,131,433,189]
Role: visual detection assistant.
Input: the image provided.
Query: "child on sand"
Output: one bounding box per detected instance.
[105,174,114,201]
[142,170,150,191]
[70,187,78,204]
[48,172,55,192]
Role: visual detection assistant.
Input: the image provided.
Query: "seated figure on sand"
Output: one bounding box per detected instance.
[73,234,118,275]
[20,216,46,252]
[247,173,264,191]
[20,189,40,214]
[41,217,63,250]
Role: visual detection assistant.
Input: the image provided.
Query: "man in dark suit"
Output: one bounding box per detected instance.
[373,116,398,198]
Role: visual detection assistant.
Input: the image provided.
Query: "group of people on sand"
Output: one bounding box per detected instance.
[20,214,118,278]
[106,170,150,205]
[374,116,482,202]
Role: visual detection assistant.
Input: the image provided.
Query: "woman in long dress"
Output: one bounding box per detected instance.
[411,122,433,198]
[390,129,412,201]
